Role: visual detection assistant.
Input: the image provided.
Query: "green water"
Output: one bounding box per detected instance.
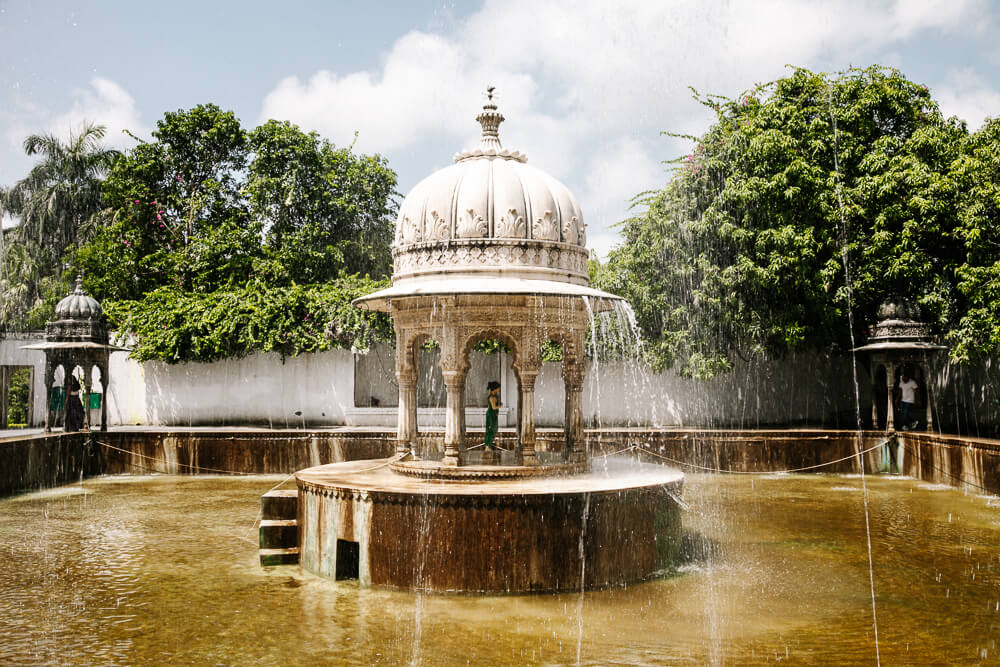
[1,473,998,665]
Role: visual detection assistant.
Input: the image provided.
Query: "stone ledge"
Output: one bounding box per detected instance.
[389,458,589,480]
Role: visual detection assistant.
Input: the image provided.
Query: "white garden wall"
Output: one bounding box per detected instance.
[12,330,998,432]
[106,348,355,427]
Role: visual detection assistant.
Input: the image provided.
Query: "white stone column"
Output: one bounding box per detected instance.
[885,362,897,431]
[517,369,540,466]
[99,362,109,432]
[43,360,53,432]
[922,360,933,431]
[82,364,92,432]
[395,332,418,455]
[870,363,880,429]
[396,376,417,455]
[563,365,586,463]
[442,371,465,466]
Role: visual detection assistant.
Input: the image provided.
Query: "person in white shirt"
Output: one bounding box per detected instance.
[897,373,919,430]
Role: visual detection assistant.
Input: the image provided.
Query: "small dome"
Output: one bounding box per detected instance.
[55,276,103,320]
[391,89,589,286]
[877,299,920,321]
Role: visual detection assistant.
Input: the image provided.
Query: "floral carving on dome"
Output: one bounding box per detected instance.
[401,215,423,244]
[533,210,559,241]
[456,208,488,238]
[392,239,590,280]
[426,210,450,241]
[562,216,581,246]
[495,209,526,238]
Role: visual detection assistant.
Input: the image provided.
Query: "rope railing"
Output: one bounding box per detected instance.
[600,440,888,475]
[93,439,259,476]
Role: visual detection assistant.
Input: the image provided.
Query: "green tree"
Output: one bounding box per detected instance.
[600,66,967,377]
[77,104,253,302]
[948,117,1000,362]
[7,368,31,425]
[3,123,119,256]
[104,278,391,363]
[247,121,397,282]
[76,105,398,362]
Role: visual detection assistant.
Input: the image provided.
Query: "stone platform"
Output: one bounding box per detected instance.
[389,449,589,480]
[295,456,685,593]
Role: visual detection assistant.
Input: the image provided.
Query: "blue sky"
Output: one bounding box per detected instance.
[2,0,998,257]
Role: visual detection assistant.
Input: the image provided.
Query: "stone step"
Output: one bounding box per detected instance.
[259,519,298,550]
[259,547,299,566]
[261,489,298,520]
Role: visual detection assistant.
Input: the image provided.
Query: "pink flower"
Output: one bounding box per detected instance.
[157,214,162,221]
[134,200,140,204]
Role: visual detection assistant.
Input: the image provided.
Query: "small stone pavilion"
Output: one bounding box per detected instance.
[854,300,946,431]
[23,277,126,432]
[355,90,621,468]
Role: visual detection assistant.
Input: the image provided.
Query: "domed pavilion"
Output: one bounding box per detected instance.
[853,299,946,431]
[295,93,684,592]
[354,90,621,468]
[23,277,127,432]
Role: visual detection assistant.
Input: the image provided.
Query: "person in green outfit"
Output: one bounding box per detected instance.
[484,380,502,450]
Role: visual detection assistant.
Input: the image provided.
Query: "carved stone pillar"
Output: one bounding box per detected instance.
[395,334,418,456]
[438,329,469,467]
[43,360,54,432]
[885,361,897,431]
[442,371,466,466]
[563,362,586,463]
[396,376,417,454]
[922,360,933,431]
[82,364,92,432]
[517,369,540,466]
[98,363,109,432]
[512,366,522,443]
[870,362,880,429]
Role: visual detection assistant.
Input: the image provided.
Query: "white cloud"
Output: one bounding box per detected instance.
[261,0,991,150]
[935,67,1000,130]
[49,77,148,149]
[261,32,482,154]
[258,0,993,251]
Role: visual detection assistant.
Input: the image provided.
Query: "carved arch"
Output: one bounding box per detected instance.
[396,329,434,376]
[458,327,522,369]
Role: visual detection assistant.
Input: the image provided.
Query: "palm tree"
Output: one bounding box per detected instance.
[0,240,42,328]
[2,123,119,258]
[0,123,118,332]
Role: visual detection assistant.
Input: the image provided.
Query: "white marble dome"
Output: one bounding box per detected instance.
[391,92,589,286]
[55,277,102,319]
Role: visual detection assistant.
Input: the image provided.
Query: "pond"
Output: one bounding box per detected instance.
[1,472,997,664]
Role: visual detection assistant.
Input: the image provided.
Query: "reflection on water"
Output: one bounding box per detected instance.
[1,473,999,665]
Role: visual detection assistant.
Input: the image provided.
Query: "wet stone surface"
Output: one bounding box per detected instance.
[2,473,1000,664]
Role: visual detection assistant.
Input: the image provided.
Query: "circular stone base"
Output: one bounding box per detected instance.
[389,458,589,480]
[295,456,685,593]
